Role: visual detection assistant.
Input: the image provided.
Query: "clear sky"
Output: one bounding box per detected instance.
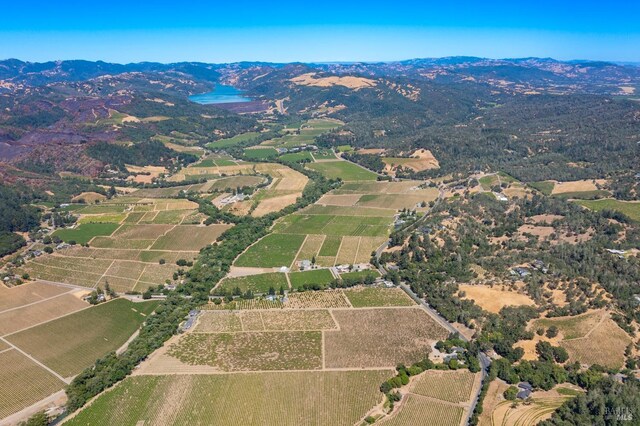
[2,0,639,63]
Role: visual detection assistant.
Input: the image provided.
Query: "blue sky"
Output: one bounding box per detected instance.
[2,0,639,63]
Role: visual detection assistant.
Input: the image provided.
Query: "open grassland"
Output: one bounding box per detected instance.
[307,160,378,181]
[0,349,66,420]
[560,317,631,368]
[459,284,535,313]
[289,269,334,289]
[167,331,322,371]
[6,299,159,377]
[344,287,415,307]
[216,272,288,294]
[0,292,89,336]
[65,370,390,426]
[235,234,306,267]
[535,310,604,339]
[411,369,478,403]
[575,198,640,221]
[383,395,465,426]
[53,223,120,244]
[325,308,448,368]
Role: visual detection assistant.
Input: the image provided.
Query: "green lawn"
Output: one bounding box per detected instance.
[6,299,159,377]
[289,269,334,290]
[235,234,306,267]
[216,272,288,294]
[575,198,640,221]
[307,161,378,181]
[53,223,120,244]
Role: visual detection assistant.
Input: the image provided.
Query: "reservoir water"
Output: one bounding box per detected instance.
[189,85,252,104]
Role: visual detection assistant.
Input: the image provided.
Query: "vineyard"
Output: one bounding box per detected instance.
[0,349,66,419]
[284,290,351,308]
[6,299,159,377]
[344,287,415,307]
[167,331,323,371]
[411,370,478,403]
[66,371,390,425]
[194,310,337,332]
[325,308,449,368]
[382,395,465,426]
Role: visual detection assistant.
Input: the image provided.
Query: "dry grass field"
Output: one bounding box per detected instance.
[0,281,69,312]
[459,284,535,313]
[560,317,631,368]
[65,371,391,426]
[325,308,448,368]
[551,179,607,194]
[0,349,66,420]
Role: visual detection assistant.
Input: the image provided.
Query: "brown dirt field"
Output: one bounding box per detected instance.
[252,192,301,216]
[317,194,362,206]
[357,148,386,155]
[71,192,107,203]
[551,179,607,194]
[528,214,564,224]
[325,308,448,368]
[0,282,69,312]
[0,291,89,336]
[291,72,377,90]
[459,284,535,313]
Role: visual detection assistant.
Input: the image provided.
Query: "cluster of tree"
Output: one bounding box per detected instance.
[341,152,385,173]
[86,140,196,170]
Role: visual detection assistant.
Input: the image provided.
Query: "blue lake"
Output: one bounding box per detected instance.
[189,85,252,104]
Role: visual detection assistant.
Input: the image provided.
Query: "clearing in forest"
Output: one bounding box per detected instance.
[459,284,535,313]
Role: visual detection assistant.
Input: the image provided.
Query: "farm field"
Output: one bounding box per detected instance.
[261,119,341,149]
[383,396,465,426]
[0,281,69,312]
[302,204,396,217]
[343,286,415,307]
[235,233,306,267]
[0,349,66,420]
[307,160,379,181]
[65,370,391,426]
[244,147,278,160]
[489,387,577,426]
[166,331,323,371]
[411,369,478,403]
[285,289,351,309]
[275,214,390,237]
[216,272,288,294]
[6,299,159,377]
[357,192,438,209]
[325,308,448,368]
[15,195,231,292]
[575,198,640,221]
[289,269,334,290]
[194,310,337,333]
